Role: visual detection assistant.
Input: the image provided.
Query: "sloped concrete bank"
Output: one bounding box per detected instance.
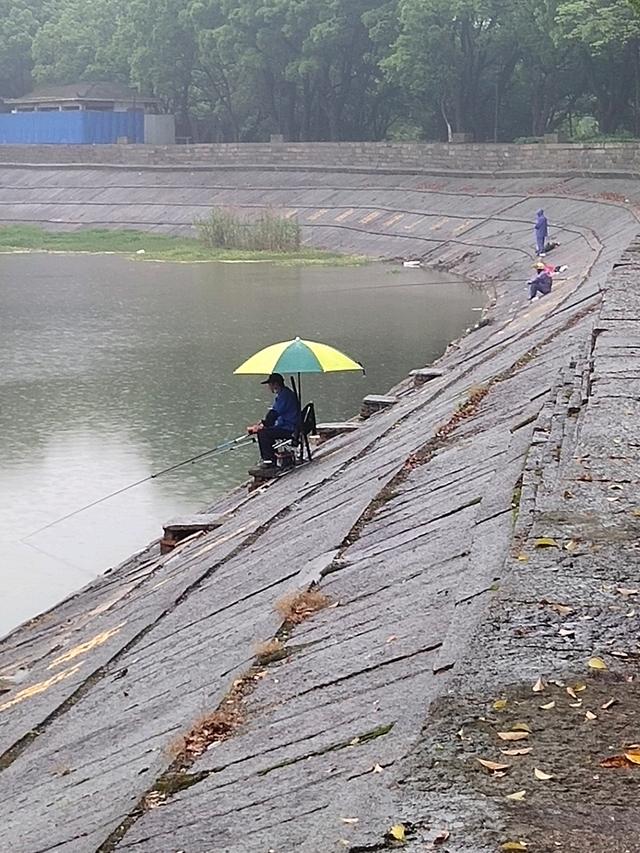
[0,160,639,852]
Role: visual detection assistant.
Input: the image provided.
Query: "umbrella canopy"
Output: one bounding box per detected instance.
[234,337,364,375]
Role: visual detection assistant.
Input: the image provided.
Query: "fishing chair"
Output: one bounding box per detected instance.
[275,401,317,465]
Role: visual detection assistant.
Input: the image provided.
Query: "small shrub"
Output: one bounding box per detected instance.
[254,639,288,665]
[275,588,331,625]
[197,208,301,252]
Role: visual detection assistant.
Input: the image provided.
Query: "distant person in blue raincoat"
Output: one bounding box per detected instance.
[535,209,548,256]
[528,262,553,301]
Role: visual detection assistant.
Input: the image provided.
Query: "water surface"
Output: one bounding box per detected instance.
[0,254,482,634]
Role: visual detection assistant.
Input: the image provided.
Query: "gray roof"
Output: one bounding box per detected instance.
[6,81,158,104]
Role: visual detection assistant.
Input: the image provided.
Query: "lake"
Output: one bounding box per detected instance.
[0,253,483,634]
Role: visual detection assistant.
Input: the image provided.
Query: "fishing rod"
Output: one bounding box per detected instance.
[325,275,573,295]
[22,433,255,541]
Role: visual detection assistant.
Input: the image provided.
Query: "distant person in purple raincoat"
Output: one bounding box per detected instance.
[535,209,548,256]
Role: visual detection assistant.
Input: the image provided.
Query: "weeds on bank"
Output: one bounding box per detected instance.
[275,588,332,625]
[254,638,288,665]
[197,207,301,252]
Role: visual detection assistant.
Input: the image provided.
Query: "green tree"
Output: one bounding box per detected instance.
[384,0,522,140]
[32,0,130,84]
[555,0,640,133]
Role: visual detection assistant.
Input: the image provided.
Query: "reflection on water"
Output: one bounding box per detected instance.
[0,253,482,634]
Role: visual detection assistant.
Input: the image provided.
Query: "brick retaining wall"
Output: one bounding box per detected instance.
[1,140,640,175]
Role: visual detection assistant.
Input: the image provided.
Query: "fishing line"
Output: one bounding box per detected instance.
[22,434,254,542]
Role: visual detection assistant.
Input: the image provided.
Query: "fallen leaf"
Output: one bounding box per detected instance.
[477,758,510,772]
[341,818,359,824]
[501,747,533,756]
[501,843,527,852]
[600,754,629,768]
[371,764,384,774]
[493,698,508,711]
[611,650,629,658]
[559,627,575,637]
[535,537,560,548]
[585,710,597,721]
[498,731,530,742]
[564,539,579,552]
[532,677,545,693]
[588,657,608,671]
[545,601,573,616]
[601,698,617,710]
[540,701,556,710]
[608,484,624,491]
[574,683,587,692]
[517,554,529,562]
[505,790,527,801]
[386,635,397,644]
[624,750,640,766]
[349,737,360,746]
[627,609,636,618]
[534,767,554,780]
[617,588,639,597]
[569,701,583,708]
[511,722,532,733]
[433,830,450,845]
[389,824,405,841]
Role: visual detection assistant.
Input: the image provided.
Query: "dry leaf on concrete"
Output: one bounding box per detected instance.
[498,732,530,742]
[534,768,554,780]
[477,758,510,772]
[505,790,527,801]
[534,537,560,548]
[588,657,608,671]
[500,747,533,756]
[532,677,545,693]
[389,824,406,841]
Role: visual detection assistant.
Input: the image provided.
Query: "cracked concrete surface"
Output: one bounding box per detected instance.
[0,162,639,852]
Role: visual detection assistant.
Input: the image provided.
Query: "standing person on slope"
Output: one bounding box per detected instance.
[535,209,548,256]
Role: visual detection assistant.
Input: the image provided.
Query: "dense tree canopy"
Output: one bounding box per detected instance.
[2,0,640,142]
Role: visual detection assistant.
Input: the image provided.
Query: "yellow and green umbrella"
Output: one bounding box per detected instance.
[234,336,364,377]
[234,336,364,414]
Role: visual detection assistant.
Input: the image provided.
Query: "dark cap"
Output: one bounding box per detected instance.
[260,372,285,386]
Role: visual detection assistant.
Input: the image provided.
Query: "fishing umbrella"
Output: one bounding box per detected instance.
[234,335,364,410]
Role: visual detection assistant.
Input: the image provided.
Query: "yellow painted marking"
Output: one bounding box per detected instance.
[306,208,329,222]
[335,208,354,222]
[360,211,382,224]
[430,218,449,231]
[0,664,82,712]
[48,623,125,670]
[453,219,473,235]
[383,213,404,228]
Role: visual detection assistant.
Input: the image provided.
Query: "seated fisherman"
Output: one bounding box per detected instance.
[528,262,554,301]
[247,372,299,467]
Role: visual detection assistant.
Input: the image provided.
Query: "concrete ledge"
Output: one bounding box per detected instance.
[360,394,397,419]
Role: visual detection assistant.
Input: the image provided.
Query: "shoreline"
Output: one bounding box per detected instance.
[0,225,365,266]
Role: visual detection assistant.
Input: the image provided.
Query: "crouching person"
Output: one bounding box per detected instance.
[528,262,553,301]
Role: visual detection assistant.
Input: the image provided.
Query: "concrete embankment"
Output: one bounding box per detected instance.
[0,148,639,852]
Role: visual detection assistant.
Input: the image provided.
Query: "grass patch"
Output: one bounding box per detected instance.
[198,208,301,252]
[275,588,332,626]
[0,224,364,266]
[254,638,289,665]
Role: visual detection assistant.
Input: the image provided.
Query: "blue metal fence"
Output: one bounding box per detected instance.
[0,110,144,144]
